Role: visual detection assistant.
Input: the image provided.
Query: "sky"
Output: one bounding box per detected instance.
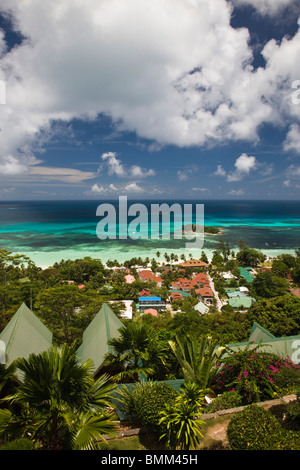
[0,0,300,201]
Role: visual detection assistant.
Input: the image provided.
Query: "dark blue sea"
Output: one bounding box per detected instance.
[0,199,299,267]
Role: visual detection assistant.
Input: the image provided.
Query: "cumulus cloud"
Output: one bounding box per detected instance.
[101,152,155,178]
[89,180,144,194]
[283,124,300,154]
[214,153,257,182]
[214,165,226,177]
[227,153,257,182]
[0,0,299,177]
[228,188,244,196]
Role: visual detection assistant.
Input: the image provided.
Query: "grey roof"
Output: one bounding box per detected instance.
[76,303,123,375]
[0,303,53,368]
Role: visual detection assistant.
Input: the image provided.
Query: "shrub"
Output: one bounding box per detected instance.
[227,404,300,450]
[212,346,300,405]
[209,391,243,412]
[0,438,36,450]
[285,400,300,431]
[117,381,178,438]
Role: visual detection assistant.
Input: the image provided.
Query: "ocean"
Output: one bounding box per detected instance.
[0,199,299,268]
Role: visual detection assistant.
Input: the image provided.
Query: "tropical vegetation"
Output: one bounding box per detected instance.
[0,243,300,450]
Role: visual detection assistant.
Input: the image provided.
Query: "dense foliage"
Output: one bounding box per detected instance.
[117,381,178,438]
[212,346,300,404]
[227,404,300,450]
[1,244,300,450]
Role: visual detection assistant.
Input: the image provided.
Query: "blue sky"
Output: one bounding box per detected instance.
[0,0,300,200]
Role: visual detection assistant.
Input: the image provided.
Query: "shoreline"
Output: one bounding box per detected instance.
[15,245,297,270]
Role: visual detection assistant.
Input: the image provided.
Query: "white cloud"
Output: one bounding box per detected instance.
[89,181,144,194]
[123,182,144,193]
[228,189,244,196]
[227,153,257,182]
[90,183,116,194]
[0,0,299,176]
[191,187,210,192]
[28,166,96,183]
[177,170,189,181]
[286,164,300,179]
[101,152,155,179]
[283,124,300,154]
[214,165,226,177]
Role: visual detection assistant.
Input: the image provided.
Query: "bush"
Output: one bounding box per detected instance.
[209,391,243,412]
[117,381,178,438]
[212,346,300,405]
[0,438,36,450]
[286,400,300,431]
[227,404,300,450]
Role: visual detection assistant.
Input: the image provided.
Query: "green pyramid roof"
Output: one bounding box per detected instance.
[0,303,53,368]
[76,303,123,375]
[249,322,276,343]
[223,321,300,361]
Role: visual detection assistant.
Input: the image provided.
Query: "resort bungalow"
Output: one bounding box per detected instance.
[138,270,163,287]
[195,286,214,304]
[136,296,166,312]
[238,267,254,283]
[180,259,209,268]
[222,322,300,363]
[125,274,136,284]
[0,303,53,378]
[169,289,191,301]
[76,303,123,377]
[141,308,158,317]
[228,297,256,310]
[194,301,209,315]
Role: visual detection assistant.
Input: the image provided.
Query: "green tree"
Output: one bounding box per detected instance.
[34,285,92,344]
[252,270,289,299]
[103,322,168,382]
[246,294,300,337]
[272,260,290,278]
[236,247,266,267]
[0,344,116,449]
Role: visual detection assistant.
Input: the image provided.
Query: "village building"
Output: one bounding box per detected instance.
[138,269,163,287]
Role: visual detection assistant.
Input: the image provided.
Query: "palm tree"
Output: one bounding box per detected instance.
[0,344,117,449]
[0,362,18,398]
[159,382,205,450]
[168,334,225,393]
[104,322,167,382]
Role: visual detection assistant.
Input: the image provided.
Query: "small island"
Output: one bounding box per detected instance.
[182,224,224,235]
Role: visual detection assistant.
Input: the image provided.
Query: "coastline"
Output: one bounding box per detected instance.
[1,199,299,269]
[16,245,297,270]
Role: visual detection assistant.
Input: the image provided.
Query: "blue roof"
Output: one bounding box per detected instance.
[139,296,161,302]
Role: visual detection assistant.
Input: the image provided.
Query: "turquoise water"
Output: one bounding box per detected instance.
[0,199,299,267]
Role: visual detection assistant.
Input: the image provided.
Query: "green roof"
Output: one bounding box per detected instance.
[170,289,190,298]
[228,297,255,309]
[249,321,276,343]
[0,303,53,368]
[76,303,123,375]
[238,267,254,282]
[222,322,300,361]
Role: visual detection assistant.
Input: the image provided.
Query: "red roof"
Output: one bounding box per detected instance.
[196,287,213,297]
[144,308,158,317]
[139,270,163,284]
[170,291,184,299]
[140,289,150,296]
